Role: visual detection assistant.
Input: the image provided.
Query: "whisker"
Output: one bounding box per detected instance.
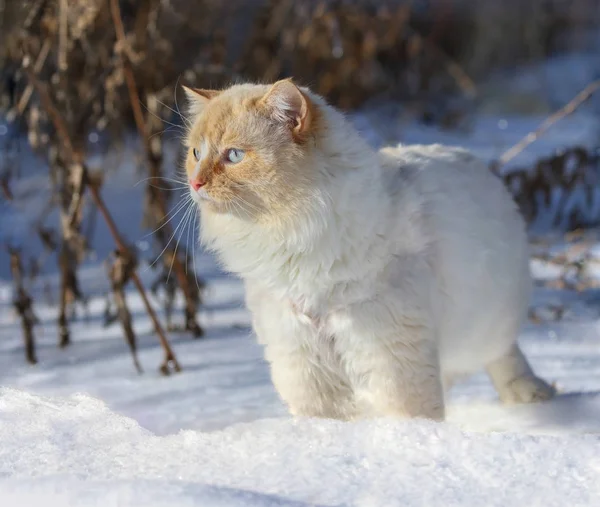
[228,197,244,217]
[146,183,189,191]
[142,196,192,239]
[220,174,265,215]
[141,101,184,131]
[148,199,194,269]
[174,75,193,129]
[156,99,188,124]
[135,176,189,187]
[232,193,262,214]
[166,133,189,143]
[185,198,195,274]
[192,209,201,294]
[149,126,181,141]
[166,204,194,284]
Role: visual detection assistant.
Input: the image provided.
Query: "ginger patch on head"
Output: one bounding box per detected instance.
[182,80,321,217]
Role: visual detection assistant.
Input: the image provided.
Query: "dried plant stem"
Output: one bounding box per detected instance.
[23,63,181,374]
[113,285,142,372]
[8,247,37,364]
[0,175,12,200]
[25,42,86,348]
[409,27,477,99]
[88,183,181,373]
[23,64,77,159]
[12,37,51,118]
[110,0,203,338]
[498,80,600,168]
[108,251,143,374]
[58,0,68,71]
[57,245,79,348]
[109,0,146,137]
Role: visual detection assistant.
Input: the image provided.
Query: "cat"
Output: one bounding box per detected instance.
[183,79,555,421]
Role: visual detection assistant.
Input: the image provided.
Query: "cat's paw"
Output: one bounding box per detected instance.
[498,375,556,404]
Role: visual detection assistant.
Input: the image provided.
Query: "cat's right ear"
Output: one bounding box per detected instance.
[260,79,313,139]
[182,86,219,117]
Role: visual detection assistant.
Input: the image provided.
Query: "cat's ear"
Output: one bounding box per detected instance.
[182,86,220,117]
[260,79,312,137]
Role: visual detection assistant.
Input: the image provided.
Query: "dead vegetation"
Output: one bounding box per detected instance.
[8,246,38,364]
[106,248,142,373]
[528,228,600,324]
[501,146,600,230]
[0,0,210,372]
[0,0,599,364]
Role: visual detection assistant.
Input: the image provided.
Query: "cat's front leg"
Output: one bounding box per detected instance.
[246,285,355,419]
[330,298,444,421]
[265,341,355,419]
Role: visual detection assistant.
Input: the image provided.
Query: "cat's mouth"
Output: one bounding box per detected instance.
[190,186,213,203]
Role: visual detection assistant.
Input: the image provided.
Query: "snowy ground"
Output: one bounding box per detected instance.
[1,241,600,506]
[1,389,599,507]
[2,53,600,506]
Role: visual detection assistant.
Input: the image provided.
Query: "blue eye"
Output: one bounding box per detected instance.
[193,147,201,160]
[226,148,245,164]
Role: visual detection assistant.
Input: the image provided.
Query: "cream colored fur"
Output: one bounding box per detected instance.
[186,82,555,421]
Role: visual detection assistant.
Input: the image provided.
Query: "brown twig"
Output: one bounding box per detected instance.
[22,62,78,161]
[88,181,181,373]
[396,5,477,100]
[8,246,37,364]
[66,162,86,228]
[107,250,143,374]
[110,0,203,338]
[415,30,477,99]
[109,0,147,140]
[58,0,68,71]
[23,57,181,374]
[497,80,600,168]
[9,37,52,120]
[27,42,88,349]
[0,174,13,201]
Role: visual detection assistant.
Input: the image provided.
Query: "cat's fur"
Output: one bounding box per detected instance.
[183,79,555,420]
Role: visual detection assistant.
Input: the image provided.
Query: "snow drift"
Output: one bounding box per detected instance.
[1,388,598,507]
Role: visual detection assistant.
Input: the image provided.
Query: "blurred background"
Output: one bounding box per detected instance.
[1,1,600,431]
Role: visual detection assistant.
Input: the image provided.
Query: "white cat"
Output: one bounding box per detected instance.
[183,79,555,420]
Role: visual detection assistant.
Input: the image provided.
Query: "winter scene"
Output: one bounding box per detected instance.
[1,1,600,506]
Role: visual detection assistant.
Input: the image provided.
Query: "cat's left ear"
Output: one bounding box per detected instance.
[182,86,220,117]
[260,79,313,137]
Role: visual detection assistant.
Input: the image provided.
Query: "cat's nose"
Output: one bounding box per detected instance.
[190,177,206,191]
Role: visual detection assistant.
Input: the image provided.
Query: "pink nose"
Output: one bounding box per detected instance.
[190,178,206,191]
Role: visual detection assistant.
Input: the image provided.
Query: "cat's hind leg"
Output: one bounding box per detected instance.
[332,299,445,421]
[486,343,555,404]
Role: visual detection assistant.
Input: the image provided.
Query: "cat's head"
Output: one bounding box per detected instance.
[183,80,322,219]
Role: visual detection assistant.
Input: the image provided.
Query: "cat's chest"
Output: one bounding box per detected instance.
[248,277,335,333]
[249,250,380,331]
[289,296,324,329]
[206,208,384,309]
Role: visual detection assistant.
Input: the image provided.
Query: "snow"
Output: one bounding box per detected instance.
[2,52,600,505]
[1,250,600,506]
[1,388,600,507]
[354,108,600,171]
